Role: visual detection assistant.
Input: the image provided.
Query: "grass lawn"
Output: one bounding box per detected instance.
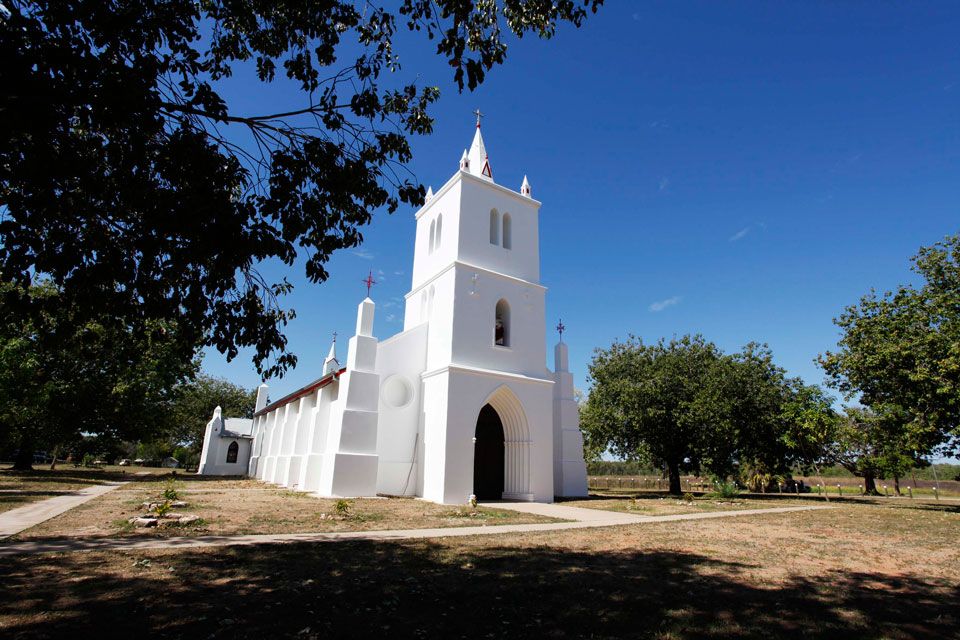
[7,474,560,540]
[0,466,135,514]
[0,497,956,639]
[561,492,815,516]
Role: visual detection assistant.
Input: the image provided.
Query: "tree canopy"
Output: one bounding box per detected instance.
[167,374,257,450]
[0,282,197,469]
[1,0,603,378]
[819,234,960,459]
[580,335,836,494]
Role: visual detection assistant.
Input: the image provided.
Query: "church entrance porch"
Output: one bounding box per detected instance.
[473,404,505,500]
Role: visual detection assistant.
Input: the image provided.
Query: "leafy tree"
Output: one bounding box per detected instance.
[826,406,921,495]
[0,282,196,469]
[168,374,257,451]
[1,0,603,379]
[819,235,960,459]
[779,380,841,477]
[581,335,728,494]
[581,334,837,494]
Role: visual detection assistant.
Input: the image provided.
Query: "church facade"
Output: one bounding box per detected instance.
[198,120,588,504]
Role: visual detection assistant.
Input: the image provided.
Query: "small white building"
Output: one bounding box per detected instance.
[197,407,254,475]
[199,119,588,503]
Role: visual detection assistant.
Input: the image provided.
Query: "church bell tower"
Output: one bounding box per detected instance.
[403,114,554,504]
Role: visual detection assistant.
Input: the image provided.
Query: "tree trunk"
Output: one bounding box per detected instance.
[863,472,879,495]
[49,444,60,471]
[893,475,901,496]
[667,460,682,495]
[12,433,34,471]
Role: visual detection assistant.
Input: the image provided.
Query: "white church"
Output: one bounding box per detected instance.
[198,118,588,504]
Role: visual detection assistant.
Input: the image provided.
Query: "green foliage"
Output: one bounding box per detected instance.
[708,481,741,500]
[580,335,832,494]
[162,481,180,502]
[0,281,197,469]
[824,406,929,494]
[152,501,173,517]
[334,499,353,518]
[819,234,960,459]
[586,460,659,476]
[168,374,257,449]
[2,0,603,379]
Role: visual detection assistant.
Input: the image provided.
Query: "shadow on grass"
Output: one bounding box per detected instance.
[0,541,956,639]
[0,469,247,486]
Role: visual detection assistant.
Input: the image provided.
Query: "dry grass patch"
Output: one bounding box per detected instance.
[0,467,128,514]
[562,492,814,516]
[12,478,559,540]
[0,499,956,639]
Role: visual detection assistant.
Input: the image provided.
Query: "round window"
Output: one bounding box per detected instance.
[382,375,414,409]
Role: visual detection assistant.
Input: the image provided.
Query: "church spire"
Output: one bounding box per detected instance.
[521,175,532,197]
[466,110,493,182]
[323,333,339,375]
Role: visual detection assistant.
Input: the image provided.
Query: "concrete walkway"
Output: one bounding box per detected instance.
[0,502,832,557]
[0,482,127,539]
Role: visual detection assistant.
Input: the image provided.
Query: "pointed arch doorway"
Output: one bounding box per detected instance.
[473,404,505,500]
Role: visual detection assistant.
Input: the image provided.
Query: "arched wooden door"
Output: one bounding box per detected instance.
[473,404,505,500]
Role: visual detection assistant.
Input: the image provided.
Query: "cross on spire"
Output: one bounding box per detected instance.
[473,108,484,128]
[556,319,566,341]
[362,270,377,297]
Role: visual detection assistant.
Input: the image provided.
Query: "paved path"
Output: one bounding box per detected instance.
[0,482,127,539]
[0,503,832,557]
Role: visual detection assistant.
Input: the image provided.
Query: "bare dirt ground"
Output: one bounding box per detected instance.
[7,475,559,541]
[0,497,956,639]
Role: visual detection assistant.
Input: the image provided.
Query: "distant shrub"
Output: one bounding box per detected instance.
[708,480,740,499]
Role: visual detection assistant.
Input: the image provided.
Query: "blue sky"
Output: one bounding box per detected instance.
[203,2,959,422]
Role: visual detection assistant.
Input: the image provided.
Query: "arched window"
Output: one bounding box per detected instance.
[489,209,500,245]
[428,285,435,317]
[494,299,510,347]
[429,219,436,254]
[502,213,512,250]
[435,214,443,251]
[226,441,239,464]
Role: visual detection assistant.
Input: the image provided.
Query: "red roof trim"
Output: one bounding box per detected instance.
[253,367,347,418]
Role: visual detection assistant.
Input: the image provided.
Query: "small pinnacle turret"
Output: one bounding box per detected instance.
[521,175,532,197]
[323,334,339,375]
[425,186,434,203]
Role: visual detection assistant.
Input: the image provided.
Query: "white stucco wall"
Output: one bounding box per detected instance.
[375,322,428,496]
[198,413,253,476]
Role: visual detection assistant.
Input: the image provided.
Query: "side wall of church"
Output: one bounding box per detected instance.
[251,380,339,490]
[374,322,428,496]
